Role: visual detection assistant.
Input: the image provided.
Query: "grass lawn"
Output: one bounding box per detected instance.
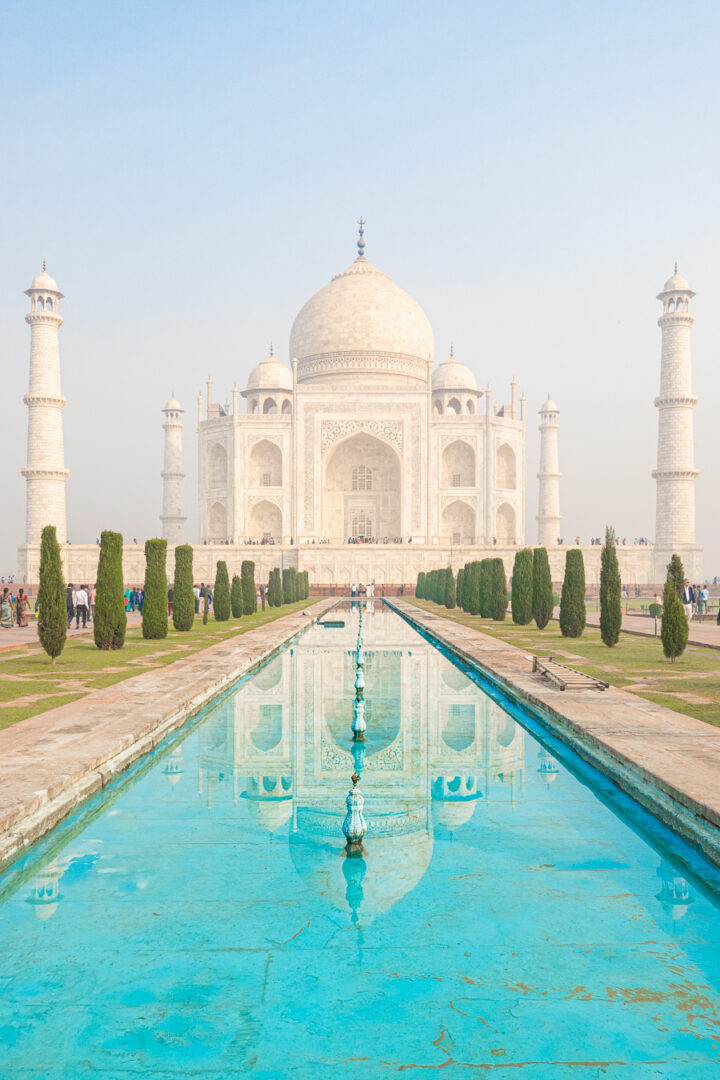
[407,598,720,729]
[0,601,311,731]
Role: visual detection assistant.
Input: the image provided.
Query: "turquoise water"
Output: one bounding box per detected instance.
[1,600,720,1078]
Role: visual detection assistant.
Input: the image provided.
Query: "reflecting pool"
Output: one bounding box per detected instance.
[1,601,720,1078]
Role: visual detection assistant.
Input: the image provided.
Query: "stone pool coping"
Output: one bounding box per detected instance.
[0,598,338,872]
[390,599,720,870]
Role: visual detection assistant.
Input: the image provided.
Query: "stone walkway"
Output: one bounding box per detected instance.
[392,599,720,872]
[584,609,720,648]
[0,598,336,872]
[0,611,143,651]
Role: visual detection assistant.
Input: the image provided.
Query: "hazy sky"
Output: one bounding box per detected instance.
[1,0,718,574]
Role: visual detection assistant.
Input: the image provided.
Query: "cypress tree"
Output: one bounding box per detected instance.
[37,524,67,664]
[478,559,493,617]
[456,567,464,609]
[465,562,480,614]
[444,567,456,609]
[294,569,302,602]
[272,568,283,607]
[416,571,425,599]
[559,548,586,638]
[661,555,688,662]
[599,526,622,647]
[231,574,243,618]
[511,548,534,625]
[242,560,257,615]
[302,570,310,599]
[214,560,231,621]
[202,585,209,624]
[172,544,194,631]
[94,530,127,650]
[142,538,169,640]
[532,547,553,630]
[667,553,685,599]
[282,567,294,605]
[490,558,508,620]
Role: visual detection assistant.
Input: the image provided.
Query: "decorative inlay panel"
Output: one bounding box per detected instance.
[321,420,403,453]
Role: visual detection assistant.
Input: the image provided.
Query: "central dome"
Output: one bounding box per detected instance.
[290,255,434,385]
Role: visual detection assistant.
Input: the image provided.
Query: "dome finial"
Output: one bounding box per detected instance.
[356,216,366,259]
[269,341,274,357]
[42,258,46,272]
[674,261,678,274]
[449,342,454,359]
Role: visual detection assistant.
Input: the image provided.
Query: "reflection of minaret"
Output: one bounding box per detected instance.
[161,393,186,544]
[653,267,700,577]
[655,859,693,926]
[537,396,561,547]
[23,264,69,546]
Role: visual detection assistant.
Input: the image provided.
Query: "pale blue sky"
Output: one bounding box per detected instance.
[1,0,718,572]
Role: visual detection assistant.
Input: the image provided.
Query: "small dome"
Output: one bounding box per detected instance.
[662,270,691,293]
[540,395,559,412]
[246,348,293,391]
[431,349,478,392]
[26,266,63,297]
[164,393,183,412]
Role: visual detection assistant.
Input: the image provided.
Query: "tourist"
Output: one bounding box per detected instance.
[193,584,200,613]
[66,583,75,627]
[73,584,89,628]
[167,584,174,616]
[682,580,695,623]
[139,587,144,611]
[90,583,97,620]
[351,583,356,597]
[1,588,13,628]
[124,586,132,612]
[16,589,30,628]
[701,585,709,615]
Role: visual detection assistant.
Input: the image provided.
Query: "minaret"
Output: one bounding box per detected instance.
[23,264,69,546]
[537,396,561,546]
[161,393,186,544]
[653,267,700,576]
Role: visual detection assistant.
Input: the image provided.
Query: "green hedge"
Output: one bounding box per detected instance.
[511,548,533,625]
[231,574,243,617]
[173,545,194,631]
[38,524,67,663]
[242,560,257,615]
[490,558,507,620]
[95,530,126,650]
[600,527,622,647]
[142,538,168,639]
[532,547,553,631]
[559,549,586,638]
[214,560,231,621]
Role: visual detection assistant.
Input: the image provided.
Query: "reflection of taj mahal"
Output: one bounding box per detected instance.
[197,224,524,551]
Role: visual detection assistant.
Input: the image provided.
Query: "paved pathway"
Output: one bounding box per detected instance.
[0,612,143,652]
[393,599,720,873]
[0,598,336,871]
[584,609,720,648]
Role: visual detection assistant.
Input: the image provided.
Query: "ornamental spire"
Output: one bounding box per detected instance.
[357,216,366,259]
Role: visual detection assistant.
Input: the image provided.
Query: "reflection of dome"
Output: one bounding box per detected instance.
[247,798,293,831]
[290,255,434,385]
[289,806,432,921]
[246,347,293,391]
[433,800,477,829]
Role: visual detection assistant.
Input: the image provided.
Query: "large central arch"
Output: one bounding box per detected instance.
[323,432,402,541]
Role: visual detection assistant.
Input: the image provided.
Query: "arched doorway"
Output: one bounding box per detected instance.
[323,432,402,541]
[496,502,516,544]
[496,444,516,489]
[249,500,282,542]
[442,440,475,488]
[249,440,282,487]
[441,500,475,545]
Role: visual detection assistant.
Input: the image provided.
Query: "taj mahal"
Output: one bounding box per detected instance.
[17,225,703,586]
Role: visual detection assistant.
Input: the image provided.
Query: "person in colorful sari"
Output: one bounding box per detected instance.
[124,587,132,612]
[15,589,30,628]
[0,588,13,628]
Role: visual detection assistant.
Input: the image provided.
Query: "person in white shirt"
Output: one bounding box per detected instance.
[682,580,695,624]
[193,585,200,615]
[700,586,709,615]
[73,585,89,628]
